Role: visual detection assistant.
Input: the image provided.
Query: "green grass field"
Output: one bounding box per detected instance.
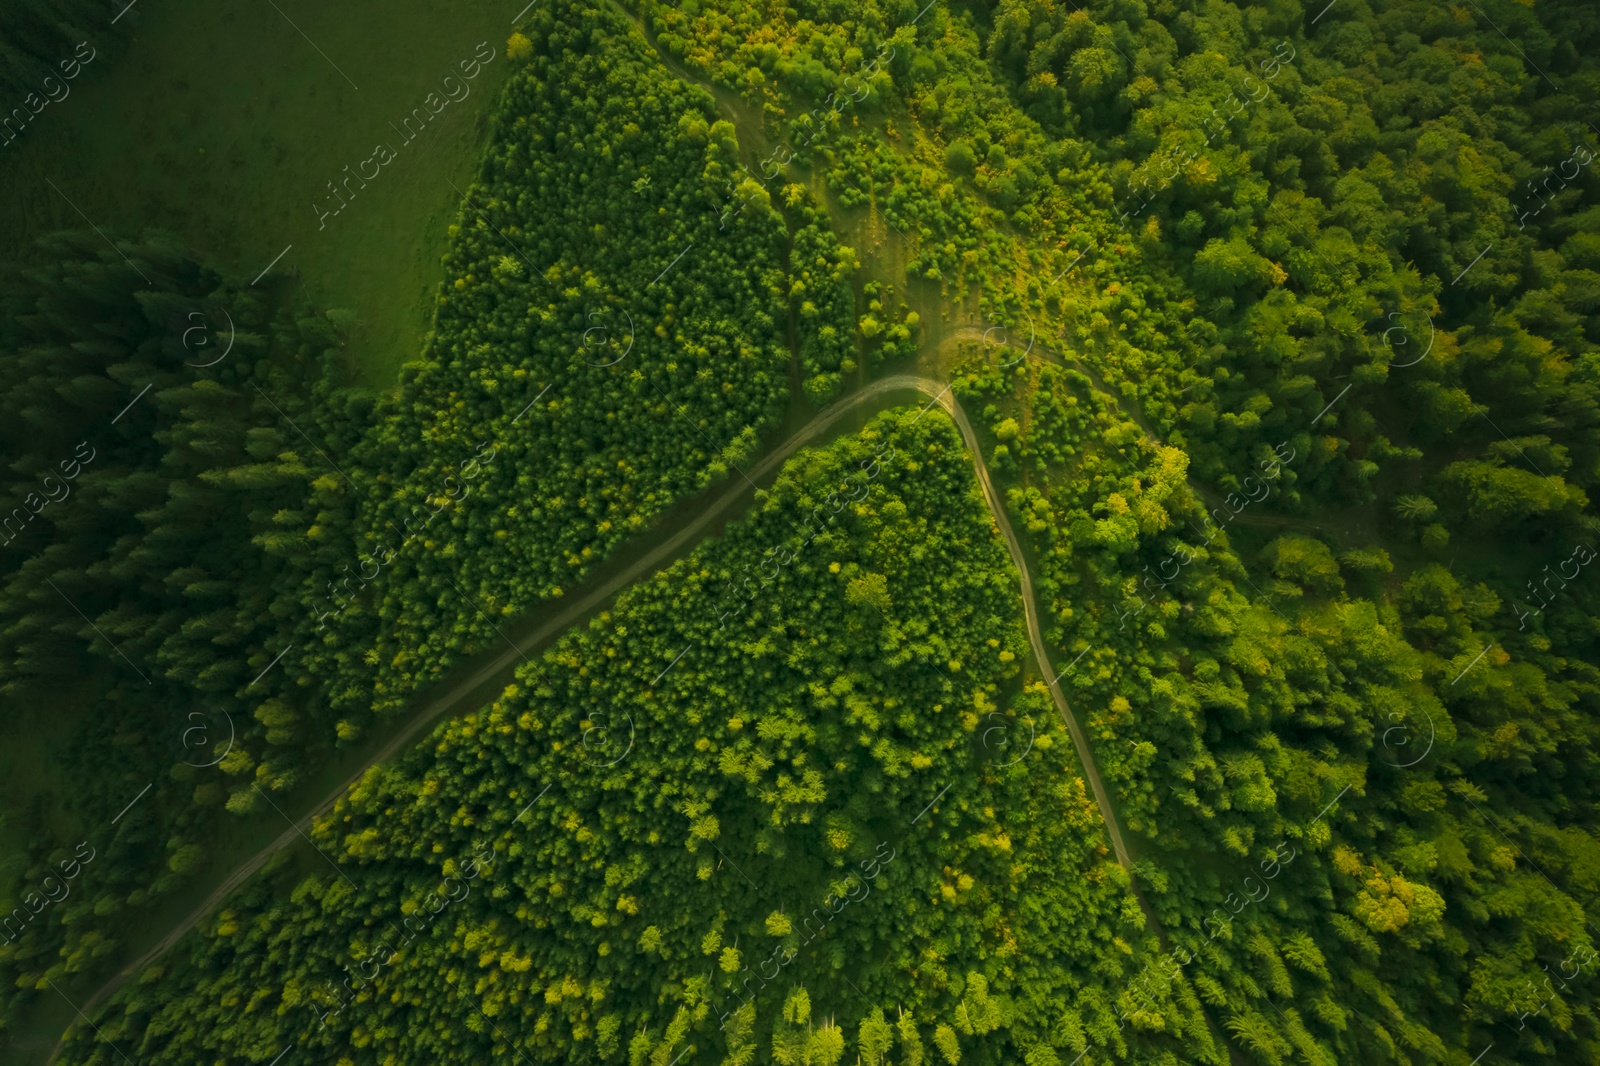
[0,0,520,384]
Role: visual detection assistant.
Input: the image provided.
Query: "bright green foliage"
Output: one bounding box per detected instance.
[782,184,859,404]
[633,0,1600,1056]
[858,1006,894,1065]
[311,0,792,718]
[860,281,919,367]
[18,0,1600,1063]
[54,413,1178,1064]
[1263,535,1343,594]
[897,1007,927,1066]
[650,0,1600,532]
[1440,459,1588,528]
[973,301,1600,1064]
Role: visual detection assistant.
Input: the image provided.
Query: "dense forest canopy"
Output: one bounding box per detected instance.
[54,412,1187,1066]
[308,0,795,722]
[0,231,360,996]
[5,0,1600,1063]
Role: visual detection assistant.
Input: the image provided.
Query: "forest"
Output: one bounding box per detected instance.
[53,412,1199,1066]
[4,0,797,1040]
[303,0,795,723]
[0,231,361,1000]
[4,0,1600,1063]
[633,0,1600,1058]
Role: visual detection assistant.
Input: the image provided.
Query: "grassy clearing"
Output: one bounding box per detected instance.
[0,0,519,384]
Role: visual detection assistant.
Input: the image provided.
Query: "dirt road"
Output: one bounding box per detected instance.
[42,371,1138,1064]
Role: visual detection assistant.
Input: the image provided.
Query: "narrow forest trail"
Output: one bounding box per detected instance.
[912,367,1136,869]
[41,371,1143,1064]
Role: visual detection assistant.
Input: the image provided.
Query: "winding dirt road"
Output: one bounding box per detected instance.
[40,371,1134,1064]
[914,374,1135,868]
